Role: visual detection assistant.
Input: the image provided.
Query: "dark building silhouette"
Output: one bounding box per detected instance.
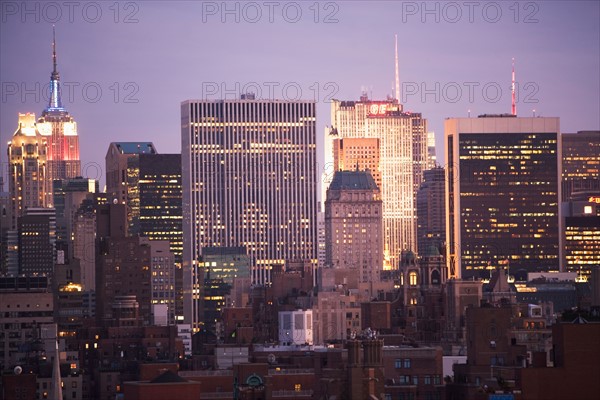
[18,208,56,276]
[416,166,445,257]
[105,142,157,235]
[519,320,600,400]
[561,130,600,201]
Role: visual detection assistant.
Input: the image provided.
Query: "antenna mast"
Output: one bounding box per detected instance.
[511,58,516,115]
[395,34,400,103]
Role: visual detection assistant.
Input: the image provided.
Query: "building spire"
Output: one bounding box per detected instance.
[52,26,58,77]
[395,34,400,104]
[511,58,516,116]
[48,25,63,110]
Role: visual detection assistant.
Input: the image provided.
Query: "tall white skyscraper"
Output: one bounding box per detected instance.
[181,98,317,332]
[324,98,427,267]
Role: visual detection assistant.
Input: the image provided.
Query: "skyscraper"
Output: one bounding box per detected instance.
[332,138,381,189]
[325,170,383,284]
[416,166,446,256]
[138,153,183,262]
[562,191,600,279]
[561,130,600,201]
[18,208,56,276]
[7,29,80,224]
[445,116,561,279]
[105,142,158,235]
[53,178,97,254]
[36,29,81,191]
[182,98,317,331]
[325,98,427,265]
[7,113,49,227]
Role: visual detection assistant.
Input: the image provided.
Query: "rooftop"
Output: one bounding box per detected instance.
[112,142,157,154]
[328,170,378,191]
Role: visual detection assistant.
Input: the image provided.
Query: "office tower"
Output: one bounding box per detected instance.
[18,208,56,276]
[149,240,177,325]
[446,116,561,279]
[325,170,383,283]
[561,130,600,201]
[332,138,381,189]
[36,29,81,191]
[95,204,174,326]
[106,149,182,320]
[416,166,446,256]
[326,98,427,265]
[53,178,97,255]
[73,198,96,290]
[317,207,326,269]
[139,153,183,262]
[427,131,437,166]
[7,113,49,226]
[0,189,12,274]
[138,153,183,323]
[200,247,251,284]
[95,235,153,326]
[105,142,157,235]
[182,98,317,332]
[563,191,600,279]
[198,247,252,335]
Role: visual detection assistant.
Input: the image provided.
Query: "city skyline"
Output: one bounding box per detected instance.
[1,1,599,197]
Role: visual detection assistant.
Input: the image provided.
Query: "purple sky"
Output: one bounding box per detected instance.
[1,1,599,193]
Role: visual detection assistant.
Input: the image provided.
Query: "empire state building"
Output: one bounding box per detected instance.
[37,29,81,187]
[7,29,81,223]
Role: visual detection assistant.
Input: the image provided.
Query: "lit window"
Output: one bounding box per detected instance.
[294,384,301,392]
[409,271,418,286]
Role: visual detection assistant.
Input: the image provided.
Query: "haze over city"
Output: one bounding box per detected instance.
[1,2,600,399]
[1,1,598,190]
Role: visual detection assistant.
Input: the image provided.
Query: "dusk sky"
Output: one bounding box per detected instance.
[1,1,598,193]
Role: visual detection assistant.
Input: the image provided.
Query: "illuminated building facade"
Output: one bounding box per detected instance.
[200,247,251,284]
[427,131,437,166]
[7,30,80,225]
[561,131,600,201]
[416,166,446,256]
[332,137,381,189]
[445,116,561,279]
[325,98,427,265]
[182,98,317,331]
[105,142,157,235]
[325,171,383,283]
[7,113,49,227]
[18,208,56,276]
[139,154,183,262]
[563,191,600,279]
[37,28,80,202]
